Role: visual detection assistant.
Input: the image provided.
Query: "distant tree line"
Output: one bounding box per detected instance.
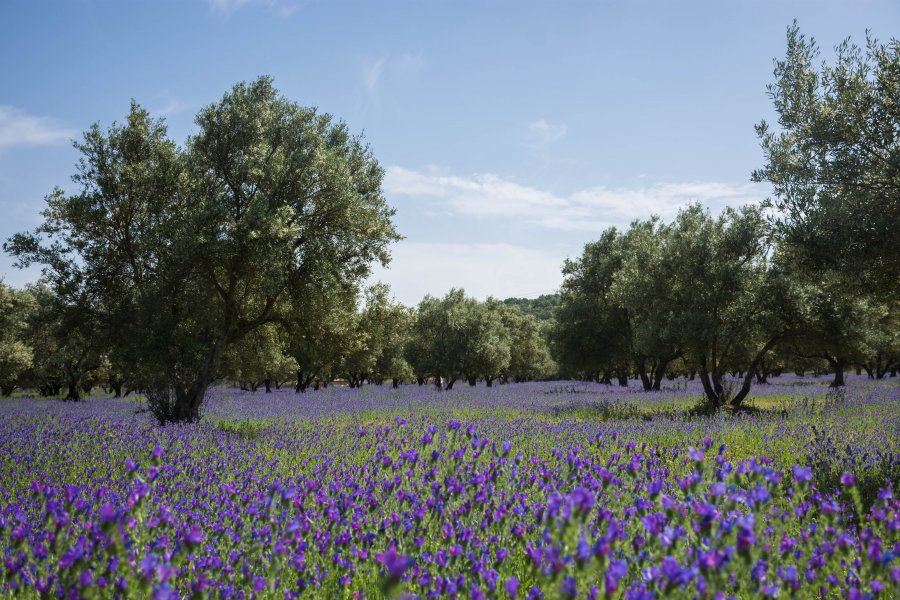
[0,280,556,401]
[1,25,897,421]
[552,204,899,410]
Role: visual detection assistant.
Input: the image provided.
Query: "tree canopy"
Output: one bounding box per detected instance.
[753,23,900,297]
[5,77,399,421]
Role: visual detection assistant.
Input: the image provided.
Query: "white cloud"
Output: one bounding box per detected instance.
[0,106,75,148]
[206,0,298,17]
[369,242,563,306]
[384,166,765,231]
[526,119,567,147]
[362,53,425,104]
[363,58,387,96]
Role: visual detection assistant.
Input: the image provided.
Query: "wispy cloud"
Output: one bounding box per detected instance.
[369,242,563,305]
[362,53,425,105]
[525,119,567,148]
[0,106,76,148]
[206,0,298,18]
[146,92,195,118]
[384,166,765,231]
[363,59,387,97]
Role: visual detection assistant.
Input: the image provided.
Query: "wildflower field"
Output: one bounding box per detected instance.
[1,376,898,599]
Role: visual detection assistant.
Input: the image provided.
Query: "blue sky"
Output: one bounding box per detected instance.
[1,0,897,305]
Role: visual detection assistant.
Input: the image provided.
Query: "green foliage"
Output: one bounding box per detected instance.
[408,290,515,388]
[0,287,34,396]
[0,282,35,395]
[501,294,560,322]
[16,284,106,400]
[611,218,683,390]
[5,77,399,421]
[558,204,804,409]
[497,303,556,382]
[286,280,360,391]
[753,23,900,298]
[365,284,415,386]
[220,323,297,391]
[663,204,797,409]
[555,228,630,382]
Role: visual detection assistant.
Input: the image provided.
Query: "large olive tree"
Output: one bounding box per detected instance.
[753,24,900,298]
[664,204,798,410]
[6,77,399,422]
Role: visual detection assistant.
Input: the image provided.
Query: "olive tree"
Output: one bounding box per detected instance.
[611,218,683,390]
[6,77,399,422]
[286,281,360,392]
[664,204,798,410]
[753,24,900,298]
[408,289,510,389]
[497,303,556,384]
[554,229,631,384]
[0,282,35,396]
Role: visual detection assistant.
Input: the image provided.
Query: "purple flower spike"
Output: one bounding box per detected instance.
[151,445,165,464]
[505,576,519,597]
[840,472,856,487]
[183,524,204,547]
[792,465,813,484]
[377,545,412,580]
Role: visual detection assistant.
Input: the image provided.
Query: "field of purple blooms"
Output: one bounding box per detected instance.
[1,375,898,598]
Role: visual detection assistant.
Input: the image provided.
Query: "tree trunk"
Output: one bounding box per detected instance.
[728,369,759,410]
[154,338,222,423]
[636,358,652,391]
[652,367,664,391]
[0,385,16,397]
[392,378,399,389]
[485,377,493,387]
[616,372,628,387]
[829,357,846,388]
[172,385,205,422]
[65,382,81,402]
[728,336,782,409]
[467,376,477,387]
[264,378,272,393]
[698,357,721,409]
[416,377,424,386]
[111,383,123,398]
[446,378,455,390]
[295,369,305,392]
